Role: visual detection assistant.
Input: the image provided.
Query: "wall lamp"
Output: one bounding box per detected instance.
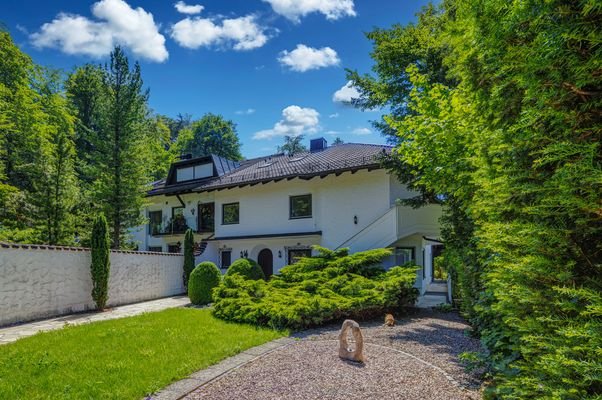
[278,250,282,258]
[354,215,358,225]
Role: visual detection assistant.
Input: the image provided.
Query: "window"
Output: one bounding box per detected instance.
[395,247,415,266]
[148,210,162,235]
[220,250,232,269]
[198,202,215,232]
[176,166,194,182]
[290,194,312,219]
[168,244,181,253]
[222,202,239,225]
[176,163,213,182]
[288,248,312,264]
[148,246,163,252]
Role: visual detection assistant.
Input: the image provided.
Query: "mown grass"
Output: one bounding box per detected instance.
[0,308,286,399]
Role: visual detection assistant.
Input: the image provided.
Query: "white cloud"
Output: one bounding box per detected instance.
[30,0,168,62]
[333,81,360,103]
[263,0,356,22]
[174,1,204,15]
[253,105,320,139]
[171,15,269,50]
[278,44,339,72]
[235,108,256,115]
[328,112,339,118]
[352,127,372,135]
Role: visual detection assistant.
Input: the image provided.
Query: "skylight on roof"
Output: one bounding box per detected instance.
[257,162,275,169]
[288,155,307,163]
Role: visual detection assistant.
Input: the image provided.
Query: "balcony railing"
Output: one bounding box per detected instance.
[149,215,215,236]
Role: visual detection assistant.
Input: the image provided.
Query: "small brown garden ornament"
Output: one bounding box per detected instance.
[338,319,365,363]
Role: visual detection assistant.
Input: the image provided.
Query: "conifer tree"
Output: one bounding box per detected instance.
[90,213,110,310]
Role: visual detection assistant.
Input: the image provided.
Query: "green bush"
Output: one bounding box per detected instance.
[213,246,418,329]
[188,261,222,305]
[182,229,195,287]
[225,258,265,280]
[90,214,110,310]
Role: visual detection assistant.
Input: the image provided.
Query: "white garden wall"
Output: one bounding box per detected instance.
[0,243,185,326]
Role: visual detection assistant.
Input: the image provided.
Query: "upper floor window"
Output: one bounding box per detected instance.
[290,194,312,219]
[176,163,213,182]
[222,202,240,225]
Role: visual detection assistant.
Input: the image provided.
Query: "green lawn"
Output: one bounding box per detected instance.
[0,308,286,399]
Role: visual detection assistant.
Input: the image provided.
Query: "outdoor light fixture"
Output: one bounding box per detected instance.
[354,215,358,224]
[191,208,195,215]
[278,250,282,258]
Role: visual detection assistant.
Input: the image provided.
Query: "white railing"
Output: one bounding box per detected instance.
[335,204,441,252]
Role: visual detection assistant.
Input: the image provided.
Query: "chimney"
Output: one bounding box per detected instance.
[310,137,327,152]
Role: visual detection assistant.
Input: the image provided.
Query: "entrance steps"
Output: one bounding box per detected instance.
[416,281,449,308]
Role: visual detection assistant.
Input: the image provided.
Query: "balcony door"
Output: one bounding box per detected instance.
[198,202,215,232]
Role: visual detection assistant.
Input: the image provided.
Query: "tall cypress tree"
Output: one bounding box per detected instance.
[183,228,195,288]
[90,213,110,310]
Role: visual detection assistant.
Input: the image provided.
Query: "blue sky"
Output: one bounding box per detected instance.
[4,0,429,158]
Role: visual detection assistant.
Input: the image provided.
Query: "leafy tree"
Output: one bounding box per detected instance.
[90,213,110,310]
[277,135,307,156]
[332,137,344,145]
[353,0,602,397]
[172,113,242,160]
[30,68,79,245]
[160,113,192,143]
[183,228,195,287]
[91,46,150,248]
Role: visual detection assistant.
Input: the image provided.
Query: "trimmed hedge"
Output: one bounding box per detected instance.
[225,258,265,281]
[213,246,418,329]
[188,262,222,305]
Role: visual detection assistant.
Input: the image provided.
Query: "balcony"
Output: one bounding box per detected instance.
[149,215,192,236]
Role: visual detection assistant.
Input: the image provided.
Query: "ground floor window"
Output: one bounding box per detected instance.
[148,246,163,252]
[220,249,232,269]
[287,248,312,264]
[395,247,415,266]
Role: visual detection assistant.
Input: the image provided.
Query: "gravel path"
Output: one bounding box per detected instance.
[185,310,483,400]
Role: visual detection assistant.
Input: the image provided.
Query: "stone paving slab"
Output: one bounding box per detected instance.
[148,337,296,400]
[0,295,191,345]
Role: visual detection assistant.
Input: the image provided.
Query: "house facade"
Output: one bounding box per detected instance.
[131,138,448,305]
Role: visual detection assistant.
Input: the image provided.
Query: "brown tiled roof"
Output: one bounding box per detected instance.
[148,143,391,196]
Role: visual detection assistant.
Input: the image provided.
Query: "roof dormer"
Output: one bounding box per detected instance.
[165,155,240,186]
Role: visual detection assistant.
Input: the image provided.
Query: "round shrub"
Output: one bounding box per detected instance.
[188,261,222,305]
[226,258,265,280]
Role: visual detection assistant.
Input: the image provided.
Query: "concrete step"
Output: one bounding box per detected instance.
[416,293,448,308]
[426,282,448,293]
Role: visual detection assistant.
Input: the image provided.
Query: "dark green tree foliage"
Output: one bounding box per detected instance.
[225,258,265,281]
[91,47,149,248]
[277,135,307,156]
[188,261,221,305]
[213,247,418,329]
[172,113,242,160]
[90,214,110,310]
[352,1,602,397]
[183,228,195,287]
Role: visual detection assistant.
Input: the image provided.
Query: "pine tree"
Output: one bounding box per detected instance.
[91,46,150,248]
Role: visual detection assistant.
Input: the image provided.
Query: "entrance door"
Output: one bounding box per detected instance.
[257,249,273,278]
[431,244,447,281]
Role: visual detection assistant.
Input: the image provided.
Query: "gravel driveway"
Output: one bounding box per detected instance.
[185,310,483,400]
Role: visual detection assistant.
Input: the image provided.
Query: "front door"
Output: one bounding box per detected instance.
[257,249,273,277]
[431,244,447,281]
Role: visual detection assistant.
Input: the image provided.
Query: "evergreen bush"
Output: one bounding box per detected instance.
[188,261,221,305]
[213,246,418,329]
[182,228,195,287]
[90,214,110,310]
[225,258,265,280]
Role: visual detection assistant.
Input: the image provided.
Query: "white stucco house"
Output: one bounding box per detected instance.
[132,138,448,306]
